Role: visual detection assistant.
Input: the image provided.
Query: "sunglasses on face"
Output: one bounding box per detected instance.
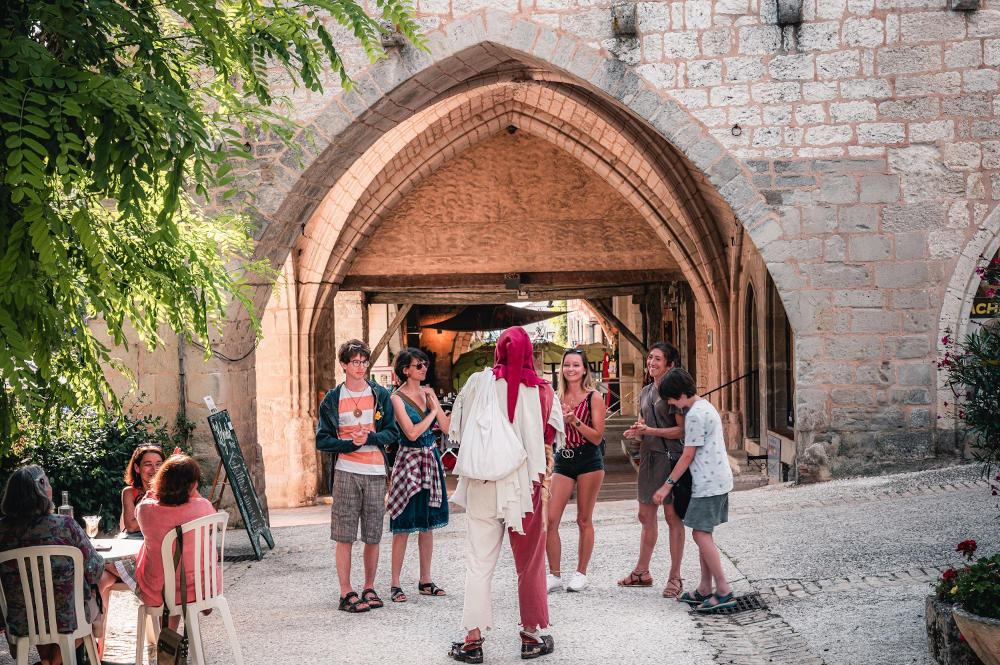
[409,361,428,370]
[348,359,370,367]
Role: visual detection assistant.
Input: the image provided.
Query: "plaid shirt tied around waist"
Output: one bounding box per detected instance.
[386,445,443,519]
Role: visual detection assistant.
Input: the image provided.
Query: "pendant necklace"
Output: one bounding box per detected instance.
[345,386,365,418]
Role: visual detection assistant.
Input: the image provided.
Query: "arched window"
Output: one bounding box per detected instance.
[765,273,794,435]
[743,284,760,440]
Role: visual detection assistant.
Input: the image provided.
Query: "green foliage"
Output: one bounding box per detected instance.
[552,300,568,347]
[935,541,1000,621]
[940,255,1000,477]
[2,406,193,533]
[0,0,425,450]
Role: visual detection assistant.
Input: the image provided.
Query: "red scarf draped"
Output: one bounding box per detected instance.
[493,327,547,422]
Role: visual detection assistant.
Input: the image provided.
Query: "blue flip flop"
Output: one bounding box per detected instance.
[695,591,737,612]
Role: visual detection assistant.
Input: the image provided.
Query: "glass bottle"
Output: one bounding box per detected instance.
[57,490,73,519]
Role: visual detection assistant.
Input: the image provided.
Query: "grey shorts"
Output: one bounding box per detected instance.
[683,493,729,533]
[637,449,674,505]
[330,470,386,544]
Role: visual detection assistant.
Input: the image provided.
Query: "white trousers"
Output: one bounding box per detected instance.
[461,480,505,632]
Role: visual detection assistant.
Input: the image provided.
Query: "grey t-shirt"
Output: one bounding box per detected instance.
[638,383,685,456]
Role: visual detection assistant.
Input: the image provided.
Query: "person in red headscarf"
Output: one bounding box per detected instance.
[446,327,565,663]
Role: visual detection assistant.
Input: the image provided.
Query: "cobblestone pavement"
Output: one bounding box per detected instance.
[2,463,994,665]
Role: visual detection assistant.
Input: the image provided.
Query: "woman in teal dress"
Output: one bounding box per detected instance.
[386,347,450,603]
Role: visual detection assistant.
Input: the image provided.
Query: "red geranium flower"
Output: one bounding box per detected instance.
[957,540,977,557]
[942,568,958,581]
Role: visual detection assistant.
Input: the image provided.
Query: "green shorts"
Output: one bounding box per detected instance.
[682,493,729,533]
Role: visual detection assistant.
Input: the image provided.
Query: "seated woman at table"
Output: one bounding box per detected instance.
[0,465,105,665]
[135,454,217,625]
[96,444,165,652]
[119,444,166,538]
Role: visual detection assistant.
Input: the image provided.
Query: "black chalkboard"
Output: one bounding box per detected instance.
[207,410,275,560]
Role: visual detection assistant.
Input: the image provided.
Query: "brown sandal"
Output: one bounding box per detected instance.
[618,569,653,587]
[662,577,684,598]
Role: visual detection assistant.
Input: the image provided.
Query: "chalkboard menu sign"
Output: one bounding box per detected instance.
[767,433,782,484]
[207,410,275,560]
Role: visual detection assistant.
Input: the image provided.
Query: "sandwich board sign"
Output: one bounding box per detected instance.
[206,406,274,560]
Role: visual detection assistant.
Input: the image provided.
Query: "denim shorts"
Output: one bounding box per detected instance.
[552,442,606,480]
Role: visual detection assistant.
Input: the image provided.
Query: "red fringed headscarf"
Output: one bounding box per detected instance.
[493,327,547,422]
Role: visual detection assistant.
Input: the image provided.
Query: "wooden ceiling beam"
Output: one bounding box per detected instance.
[341,269,682,292]
[365,284,663,305]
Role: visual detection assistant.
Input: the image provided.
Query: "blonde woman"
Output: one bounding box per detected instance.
[545,348,606,593]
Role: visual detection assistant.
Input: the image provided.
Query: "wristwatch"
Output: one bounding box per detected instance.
[665,477,677,487]
[574,419,583,427]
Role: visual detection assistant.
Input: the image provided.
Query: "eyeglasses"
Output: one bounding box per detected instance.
[409,361,428,370]
[347,359,370,367]
[563,349,587,360]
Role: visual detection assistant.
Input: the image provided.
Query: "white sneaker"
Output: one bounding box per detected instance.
[546,573,562,593]
[566,571,588,592]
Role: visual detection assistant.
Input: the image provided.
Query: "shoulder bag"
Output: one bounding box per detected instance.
[647,397,693,519]
[156,525,189,665]
[452,370,527,481]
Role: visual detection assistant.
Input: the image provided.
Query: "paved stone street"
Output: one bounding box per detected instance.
[3,464,995,665]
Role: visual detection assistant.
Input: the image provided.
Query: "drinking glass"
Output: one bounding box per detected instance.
[83,515,101,538]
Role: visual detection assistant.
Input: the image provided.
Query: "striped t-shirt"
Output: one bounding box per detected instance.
[334,385,385,476]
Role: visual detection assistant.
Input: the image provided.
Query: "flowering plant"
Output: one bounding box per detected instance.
[935,539,1000,620]
[938,252,1000,515]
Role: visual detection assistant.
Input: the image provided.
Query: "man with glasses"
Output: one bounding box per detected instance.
[316,339,400,613]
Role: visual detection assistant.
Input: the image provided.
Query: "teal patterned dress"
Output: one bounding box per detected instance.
[388,398,449,534]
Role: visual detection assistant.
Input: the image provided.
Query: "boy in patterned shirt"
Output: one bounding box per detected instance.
[652,367,736,612]
[316,339,400,613]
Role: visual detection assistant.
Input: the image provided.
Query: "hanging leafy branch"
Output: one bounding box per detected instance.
[0,0,425,450]
[939,254,1000,477]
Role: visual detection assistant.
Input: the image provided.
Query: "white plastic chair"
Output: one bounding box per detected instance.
[135,511,242,665]
[0,545,101,665]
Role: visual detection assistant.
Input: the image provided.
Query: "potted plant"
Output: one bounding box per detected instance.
[930,252,1000,665]
[927,539,992,665]
[933,540,1000,665]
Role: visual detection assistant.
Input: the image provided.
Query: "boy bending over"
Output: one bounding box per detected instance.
[652,368,736,612]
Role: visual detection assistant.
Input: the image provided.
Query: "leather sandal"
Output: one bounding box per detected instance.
[338,591,370,613]
[520,631,554,660]
[662,577,684,598]
[617,569,653,587]
[361,588,383,609]
[390,586,407,602]
[419,581,446,596]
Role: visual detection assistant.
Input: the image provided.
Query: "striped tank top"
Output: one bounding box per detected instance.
[564,392,594,449]
[334,385,384,476]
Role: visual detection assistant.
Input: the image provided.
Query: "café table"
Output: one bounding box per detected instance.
[91,537,142,562]
[90,537,148,664]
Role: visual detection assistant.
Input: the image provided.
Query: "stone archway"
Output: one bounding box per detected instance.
[239,12,808,505]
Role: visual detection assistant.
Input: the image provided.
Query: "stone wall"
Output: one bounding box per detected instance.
[155,0,1000,503]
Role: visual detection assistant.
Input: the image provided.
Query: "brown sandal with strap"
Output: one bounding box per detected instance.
[662,577,684,598]
[617,569,653,587]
